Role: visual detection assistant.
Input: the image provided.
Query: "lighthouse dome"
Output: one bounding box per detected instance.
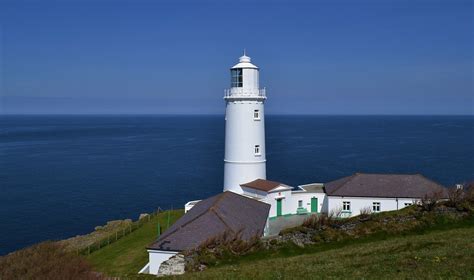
[231,53,258,69]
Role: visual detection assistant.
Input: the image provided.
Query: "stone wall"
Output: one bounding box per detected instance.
[157,254,185,277]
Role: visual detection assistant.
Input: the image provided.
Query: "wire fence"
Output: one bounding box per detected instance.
[78,207,173,256]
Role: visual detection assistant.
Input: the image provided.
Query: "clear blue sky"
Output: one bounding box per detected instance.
[0,0,472,114]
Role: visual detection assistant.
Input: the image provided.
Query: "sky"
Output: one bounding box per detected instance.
[0,0,472,115]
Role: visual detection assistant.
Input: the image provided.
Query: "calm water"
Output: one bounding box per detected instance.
[0,115,473,255]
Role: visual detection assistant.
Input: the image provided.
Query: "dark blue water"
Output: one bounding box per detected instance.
[1,115,473,255]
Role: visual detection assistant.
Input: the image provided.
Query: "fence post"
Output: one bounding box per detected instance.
[88,245,90,255]
[157,222,161,238]
[116,231,118,241]
[167,210,171,229]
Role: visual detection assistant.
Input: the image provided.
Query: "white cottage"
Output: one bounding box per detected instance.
[322,173,447,217]
[238,173,447,221]
[240,179,326,218]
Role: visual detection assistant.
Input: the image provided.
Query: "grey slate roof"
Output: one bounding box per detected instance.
[324,173,447,198]
[147,191,270,252]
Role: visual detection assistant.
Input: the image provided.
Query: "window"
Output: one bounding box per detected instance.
[404,203,412,207]
[298,200,303,207]
[253,109,260,120]
[254,145,261,156]
[231,68,243,87]
[372,202,381,212]
[343,201,351,211]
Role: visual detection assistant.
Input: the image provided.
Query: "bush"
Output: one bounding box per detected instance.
[185,230,262,271]
[302,214,337,229]
[447,187,465,209]
[419,191,444,212]
[0,242,102,280]
[359,207,373,221]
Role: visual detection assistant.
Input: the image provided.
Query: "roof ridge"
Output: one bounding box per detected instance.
[330,173,358,194]
[156,193,227,241]
[210,207,236,235]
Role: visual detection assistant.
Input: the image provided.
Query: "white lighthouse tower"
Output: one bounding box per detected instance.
[223,52,267,194]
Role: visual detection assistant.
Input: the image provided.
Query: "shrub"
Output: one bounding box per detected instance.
[465,182,474,204]
[185,230,262,271]
[447,187,465,209]
[359,207,373,220]
[419,191,444,212]
[0,242,102,280]
[302,214,336,229]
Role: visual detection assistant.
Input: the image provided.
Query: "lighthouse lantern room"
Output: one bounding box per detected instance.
[223,53,267,194]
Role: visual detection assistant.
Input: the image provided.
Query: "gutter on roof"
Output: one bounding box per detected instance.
[327,195,428,199]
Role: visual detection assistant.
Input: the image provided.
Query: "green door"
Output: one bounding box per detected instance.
[311,197,318,213]
[276,199,282,216]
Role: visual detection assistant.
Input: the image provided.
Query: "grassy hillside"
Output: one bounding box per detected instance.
[86,209,184,277]
[173,224,474,279]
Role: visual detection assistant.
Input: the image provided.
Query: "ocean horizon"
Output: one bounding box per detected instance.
[1,114,473,255]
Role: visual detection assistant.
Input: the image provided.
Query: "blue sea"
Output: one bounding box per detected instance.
[0,115,473,255]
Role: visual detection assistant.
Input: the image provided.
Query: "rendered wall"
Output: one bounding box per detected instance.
[223,100,266,193]
[327,196,419,217]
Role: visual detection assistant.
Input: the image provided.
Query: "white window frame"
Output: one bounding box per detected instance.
[253,109,260,120]
[254,145,261,156]
[372,202,381,212]
[342,201,351,212]
[298,200,303,208]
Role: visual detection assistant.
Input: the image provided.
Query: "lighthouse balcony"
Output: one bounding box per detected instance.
[224,88,266,100]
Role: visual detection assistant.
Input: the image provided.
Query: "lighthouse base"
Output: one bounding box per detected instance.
[223,161,266,194]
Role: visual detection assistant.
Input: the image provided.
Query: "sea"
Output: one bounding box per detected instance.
[0,115,473,255]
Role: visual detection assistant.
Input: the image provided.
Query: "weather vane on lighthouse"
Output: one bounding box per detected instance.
[223,52,267,194]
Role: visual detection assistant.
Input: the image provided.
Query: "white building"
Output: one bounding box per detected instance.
[223,53,267,194]
[238,173,446,224]
[240,179,326,218]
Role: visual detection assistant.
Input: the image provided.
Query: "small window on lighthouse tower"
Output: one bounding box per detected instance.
[254,145,261,156]
[253,110,260,120]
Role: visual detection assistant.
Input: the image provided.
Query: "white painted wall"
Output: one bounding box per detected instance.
[223,55,266,194]
[291,192,326,214]
[241,186,268,199]
[147,250,178,275]
[253,189,326,218]
[327,196,419,217]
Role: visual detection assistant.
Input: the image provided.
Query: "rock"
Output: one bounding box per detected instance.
[94,226,103,231]
[158,254,185,277]
[139,213,150,220]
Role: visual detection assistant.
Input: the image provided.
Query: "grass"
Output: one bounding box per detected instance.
[191,207,472,269]
[0,242,100,280]
[172,223,474,279]
[86,209,184,278]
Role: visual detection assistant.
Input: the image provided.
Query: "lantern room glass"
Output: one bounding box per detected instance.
[231,68,243,88]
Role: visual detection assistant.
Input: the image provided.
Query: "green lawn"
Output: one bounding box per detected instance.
[172,225,474,279]
[86,209,184,277]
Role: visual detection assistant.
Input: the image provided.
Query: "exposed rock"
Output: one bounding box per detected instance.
[139,213,150,220]
[158,254,185,277]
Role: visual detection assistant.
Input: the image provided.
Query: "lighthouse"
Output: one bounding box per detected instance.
[223,53,267,194]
